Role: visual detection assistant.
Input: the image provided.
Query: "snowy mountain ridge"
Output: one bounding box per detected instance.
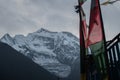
[0,28,80,78]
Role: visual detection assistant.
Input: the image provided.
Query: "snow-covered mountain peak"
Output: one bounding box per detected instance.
[0,28,80,78]
[1,33,12,40]
[36,28,55,33]
[1,33,14,46]
[3,33,10,37]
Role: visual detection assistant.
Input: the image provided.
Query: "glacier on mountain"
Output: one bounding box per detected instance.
[0,28,80,78]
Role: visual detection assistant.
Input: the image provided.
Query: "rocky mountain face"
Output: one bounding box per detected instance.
[0,28,80,78]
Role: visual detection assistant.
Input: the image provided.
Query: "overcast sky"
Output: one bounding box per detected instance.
[0,0,120,40]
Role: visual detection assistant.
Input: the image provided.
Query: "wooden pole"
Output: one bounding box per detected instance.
[77,0,87,80]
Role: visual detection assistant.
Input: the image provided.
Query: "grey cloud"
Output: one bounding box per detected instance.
[101,4,120,40]
[0,0,119,40]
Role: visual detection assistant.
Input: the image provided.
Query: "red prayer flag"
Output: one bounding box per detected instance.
[87,0,103,46]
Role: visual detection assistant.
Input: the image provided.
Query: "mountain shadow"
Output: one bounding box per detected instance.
[62,58,80,80]
[0,42,59,80]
